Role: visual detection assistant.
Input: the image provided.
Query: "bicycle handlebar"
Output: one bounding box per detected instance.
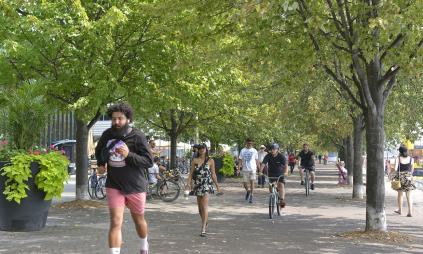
[264,175,285,182]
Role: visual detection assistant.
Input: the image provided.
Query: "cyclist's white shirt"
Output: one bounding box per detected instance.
[148,164,159,184]
[239,148,258,172]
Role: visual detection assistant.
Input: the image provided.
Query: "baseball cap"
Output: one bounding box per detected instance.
[270,143,279,150]
[197,143,207,149]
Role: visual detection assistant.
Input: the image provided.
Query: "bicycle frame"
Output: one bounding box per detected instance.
[267,175,283,196]
[265,174,284,219]
[303,168,310,196]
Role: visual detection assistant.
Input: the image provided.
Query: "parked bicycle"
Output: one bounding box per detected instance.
[176,158,190,174]
[88,168,107,200]
[146,171,181,202]
[167,168,187,189]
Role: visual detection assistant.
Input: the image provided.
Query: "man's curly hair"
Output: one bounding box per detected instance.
[107,103,134,121]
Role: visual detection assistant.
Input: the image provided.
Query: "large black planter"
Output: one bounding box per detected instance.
[0,161,52,232]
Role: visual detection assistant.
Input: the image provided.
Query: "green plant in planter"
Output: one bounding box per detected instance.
[0,139,22,162]
[1,151,69,204]
[220,153,235,177]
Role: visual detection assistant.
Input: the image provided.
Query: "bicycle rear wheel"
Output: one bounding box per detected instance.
[95,175,107,199]
[269,193,276,219]
[88,175,96,199]
[159,180,180,202]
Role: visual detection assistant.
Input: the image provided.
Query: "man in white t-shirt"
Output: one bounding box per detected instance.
[238,138,259,203]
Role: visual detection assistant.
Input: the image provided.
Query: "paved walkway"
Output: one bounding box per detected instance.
[0,164,422,254]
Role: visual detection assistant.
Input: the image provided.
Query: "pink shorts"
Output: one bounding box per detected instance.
[106,188,146,214]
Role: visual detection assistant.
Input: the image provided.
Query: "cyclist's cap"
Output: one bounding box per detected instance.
[270,143,279,150]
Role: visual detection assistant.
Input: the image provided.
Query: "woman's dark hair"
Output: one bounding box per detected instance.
[399,145,408,157]
[107,103,134,121]
[153,157,160,163]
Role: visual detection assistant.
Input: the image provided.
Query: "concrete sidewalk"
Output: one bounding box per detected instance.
[0,164,422,254]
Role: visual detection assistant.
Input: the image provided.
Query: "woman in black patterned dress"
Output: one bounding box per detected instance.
[391,145,416,217]
[187,143,221,237]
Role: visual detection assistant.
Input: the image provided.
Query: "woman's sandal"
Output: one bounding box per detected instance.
[200,223,208,237]
[406,214,412,217]
[394,210,402,215]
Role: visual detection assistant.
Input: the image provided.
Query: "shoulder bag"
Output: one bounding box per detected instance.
[391,157,401,190]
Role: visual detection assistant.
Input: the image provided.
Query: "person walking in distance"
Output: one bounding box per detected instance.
[288,152,296,175]
[148,140,160,158]
[187,143,221,237]
[238,138,260,203]
[257,145,268,188]
[95,103,153,254]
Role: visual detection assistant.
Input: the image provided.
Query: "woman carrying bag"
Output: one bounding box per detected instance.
[186,143,222,237]
[390,145,416,217]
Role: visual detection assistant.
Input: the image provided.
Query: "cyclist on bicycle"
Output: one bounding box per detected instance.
[260,143,288,208]
[297,143,316,190]
[148,157,164,185]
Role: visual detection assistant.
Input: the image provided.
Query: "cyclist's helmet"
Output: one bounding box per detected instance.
[270,143,279,150]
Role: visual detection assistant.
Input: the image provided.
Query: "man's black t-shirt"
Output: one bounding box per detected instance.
[95,128,153,194]
[262,153,286,177]
[298,150,315,168]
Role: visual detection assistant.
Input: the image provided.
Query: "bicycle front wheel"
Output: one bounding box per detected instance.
[269,194,276,219]
[159,180,180,202]
[95,175,107,199]
[305,172,310,197]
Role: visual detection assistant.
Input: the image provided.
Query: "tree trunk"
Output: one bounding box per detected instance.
[75,118,89,200]
[365,109,386,231]
[210,138,219,154]
[338,144,346,163]
[346,135,354,184]
[169,110,178,170]
[169,132,177,169]
[352,115,364,199]
[364,58,387,231]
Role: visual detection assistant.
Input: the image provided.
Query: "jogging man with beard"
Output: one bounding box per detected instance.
[95,103,153,254]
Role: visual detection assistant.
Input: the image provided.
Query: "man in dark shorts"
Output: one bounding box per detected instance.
[297,143,316,190]
[260,143,288,208]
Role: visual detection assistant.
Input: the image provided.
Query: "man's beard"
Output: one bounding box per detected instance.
[111,123,130,139]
